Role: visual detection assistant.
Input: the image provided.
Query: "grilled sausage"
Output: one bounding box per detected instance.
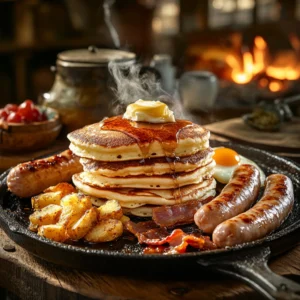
[213,174,294,247]
[194,164,261,234]
[7,150,83,198]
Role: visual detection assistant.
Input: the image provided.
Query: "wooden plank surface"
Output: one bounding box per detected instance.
[205,118,300,152]
[0,227,300,300]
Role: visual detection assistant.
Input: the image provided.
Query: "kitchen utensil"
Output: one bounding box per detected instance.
[178,71,219,112]
[40,46,136,132]
[150,54,176,94]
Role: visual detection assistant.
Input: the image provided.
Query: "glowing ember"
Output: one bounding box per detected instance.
[232,70,252,84]
[269,81,284,92]
[253,36,267,74]
[259,78,268,88]
[226,35,300,91]
[266,66,299,81]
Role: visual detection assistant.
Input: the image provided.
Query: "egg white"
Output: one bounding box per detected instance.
[213,154,266,185]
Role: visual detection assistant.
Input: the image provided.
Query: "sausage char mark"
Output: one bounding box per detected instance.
[19,150,74,172]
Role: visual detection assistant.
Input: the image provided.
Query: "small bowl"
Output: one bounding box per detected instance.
[0,107,62,152]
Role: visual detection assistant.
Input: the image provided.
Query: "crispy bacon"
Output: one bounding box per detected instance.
[152,197,213,228]
[125,221,169,244]
[125,220,216,254]
[125,220,159,234]
[143,229,216,254]
[174,233,217,253]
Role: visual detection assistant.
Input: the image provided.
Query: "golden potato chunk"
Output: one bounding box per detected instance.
[58,193,93,228]
[29,204,62,226]
[67,207,98,240]
[120,215,130,224]
[97,200,123,220]
[44,182,76,197]
[87,196,105,207]
[31,182,76,209]
[38,224,67,242]
[31,192,62,210]
[58,207,84,229]
[28,222,38,232]
[85,219,123,243]
[60,193,92,211]
[77,194,93,211]
[31,183,76,210]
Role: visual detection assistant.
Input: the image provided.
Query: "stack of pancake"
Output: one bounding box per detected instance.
[68,115,216,216]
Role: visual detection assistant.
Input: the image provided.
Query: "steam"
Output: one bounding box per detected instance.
[109,62,162,105]
[103,0,120,49]
[103,1,193,121]
[108,61,190,120]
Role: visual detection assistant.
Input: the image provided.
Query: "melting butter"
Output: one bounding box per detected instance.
[123,99,175,123]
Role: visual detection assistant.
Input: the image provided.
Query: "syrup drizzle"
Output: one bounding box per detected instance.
[101,116,194,202]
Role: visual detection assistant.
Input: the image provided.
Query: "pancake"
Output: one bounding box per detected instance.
[69,106,216,214]
[68,116,210,161]
[122,190,216,217]
[80,148,213,177]
[73,175,216,206]
[77,160,215,189]
[123,205,156,217]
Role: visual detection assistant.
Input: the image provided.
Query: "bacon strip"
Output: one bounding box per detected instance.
[125,220,159,234]
[125,220,216,254]
[152,197,213,228]
[143,229,216,254]
[125,221,169,244]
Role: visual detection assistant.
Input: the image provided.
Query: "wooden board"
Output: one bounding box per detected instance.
[205,118,300,152]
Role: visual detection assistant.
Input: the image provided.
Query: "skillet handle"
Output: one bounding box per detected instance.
[197,247,300,300]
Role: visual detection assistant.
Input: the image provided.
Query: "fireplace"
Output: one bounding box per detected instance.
[184,32,300,108]
[179,0,300,111]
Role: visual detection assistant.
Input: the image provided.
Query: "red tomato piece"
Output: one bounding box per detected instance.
[18,100,35,121]
[4,104,18,113]
[0,109,9,120]
[20,100,34,109]
[3,100,46,123]
[30,108,42,122]
[7,112,23,123]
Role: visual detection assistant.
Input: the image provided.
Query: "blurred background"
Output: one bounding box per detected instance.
[1,0,300,109]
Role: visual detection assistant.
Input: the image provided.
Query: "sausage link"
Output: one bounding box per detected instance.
[7,150,83,198]
[194,164,261,233]
[212,174,294,247]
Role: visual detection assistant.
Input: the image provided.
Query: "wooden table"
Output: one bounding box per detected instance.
[0,226,300,300]
[0,130,300,299]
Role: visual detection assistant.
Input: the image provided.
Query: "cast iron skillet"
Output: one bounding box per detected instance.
[0,141,300,300]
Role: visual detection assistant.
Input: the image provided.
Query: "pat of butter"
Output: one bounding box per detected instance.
[123,99,175,123]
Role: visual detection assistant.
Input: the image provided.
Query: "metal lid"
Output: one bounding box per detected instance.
[58,46,136,65]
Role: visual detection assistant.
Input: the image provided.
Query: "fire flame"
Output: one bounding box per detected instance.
[226,35,300,91]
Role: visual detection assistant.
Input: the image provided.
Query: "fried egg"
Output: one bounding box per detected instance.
[213,147,265,185]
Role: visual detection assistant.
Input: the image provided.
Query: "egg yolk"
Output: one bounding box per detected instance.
[213,148,240,166]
